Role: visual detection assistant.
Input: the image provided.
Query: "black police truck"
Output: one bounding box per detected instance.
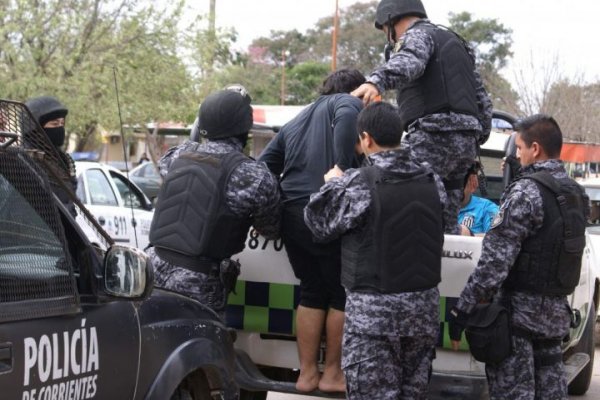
[0,100,238,399]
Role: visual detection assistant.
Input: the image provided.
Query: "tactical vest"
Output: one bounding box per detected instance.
[149,151,251,271]
[503,172,587,296]
[397,22,479,131]
[341,166,444,293]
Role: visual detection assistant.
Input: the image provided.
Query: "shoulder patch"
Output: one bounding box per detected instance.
[490,207,506,229]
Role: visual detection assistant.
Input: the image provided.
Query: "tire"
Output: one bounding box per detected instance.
[568,302,596,395]
[239,389,267,400]
[171,371,212,400]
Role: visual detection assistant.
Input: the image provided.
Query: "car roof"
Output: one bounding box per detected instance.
[74,161,122,175]
[580,178,600,188]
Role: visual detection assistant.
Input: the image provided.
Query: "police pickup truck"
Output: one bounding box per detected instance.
[0,100,238,400]
[229,110,600,399]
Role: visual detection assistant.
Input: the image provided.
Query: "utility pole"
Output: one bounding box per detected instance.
[280,49,287,105]
[207,0,217,76]
[331,0,339,71]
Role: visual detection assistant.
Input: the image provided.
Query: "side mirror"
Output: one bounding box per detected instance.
[103,245,153,299]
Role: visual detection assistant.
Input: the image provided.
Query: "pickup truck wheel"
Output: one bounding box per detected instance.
[239,389,267,400]
[171,371,212,400]
[568,302,596,395]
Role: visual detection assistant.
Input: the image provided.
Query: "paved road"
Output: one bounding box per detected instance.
[267,338,600,400]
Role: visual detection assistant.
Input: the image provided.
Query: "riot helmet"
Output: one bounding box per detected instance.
[197,85,253,140]
[374,0,427,30]
[25,96,68,127]
[25,96,69,147]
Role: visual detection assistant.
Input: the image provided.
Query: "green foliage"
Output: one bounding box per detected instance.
[447,11,519,114]
[0,0,233,151]
[286,62,330,105]
[448,11,513,70]
[207,63,281,105]
[309,0,383,74]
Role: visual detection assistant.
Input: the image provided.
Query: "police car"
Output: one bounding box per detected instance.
[74,161,153,250]
[229,110,600,398]
[0,100,238,400]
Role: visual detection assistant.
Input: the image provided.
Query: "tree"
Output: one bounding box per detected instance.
[286,62,330,105]
[447,11,520,114]
[0,0,199,151]
[307,0,383,74]
[513,53,600,143]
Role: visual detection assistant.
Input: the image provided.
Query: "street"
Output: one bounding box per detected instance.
[267,338,600,400]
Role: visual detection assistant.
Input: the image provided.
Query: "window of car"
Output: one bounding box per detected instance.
[584,186,600,202]
[133,163,159,179]
[143,163,159,179]
[0,161,79,323]
[86,169,119,206]
[110,171,146,210]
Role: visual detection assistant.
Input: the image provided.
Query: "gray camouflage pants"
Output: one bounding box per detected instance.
[147,247,227,319]
[486,336,567,400]
[406,130,478,234]
[342,331,436,399]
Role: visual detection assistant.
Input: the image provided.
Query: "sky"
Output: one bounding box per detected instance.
[186,0,600,86]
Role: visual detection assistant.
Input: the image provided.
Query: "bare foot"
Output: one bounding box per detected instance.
[318,370,346,393]
[295,369,320,392]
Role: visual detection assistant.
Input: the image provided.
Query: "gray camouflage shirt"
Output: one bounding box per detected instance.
[158,138,281,239]
[304,149,446,337]
[368,19,493,138]
[456,159,590,337]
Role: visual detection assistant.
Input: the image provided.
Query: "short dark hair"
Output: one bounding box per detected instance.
[464,161,481,186]
[320,69,366,95]
[356,102,403,147]
[514,114,563,158]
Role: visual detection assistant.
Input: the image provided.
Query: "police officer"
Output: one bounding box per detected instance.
[25,96,77,216]
[351,0,493,234]
[259,69,365,393]
[449,115,589,399]
[305,102,446,399]
[147,86,281,319]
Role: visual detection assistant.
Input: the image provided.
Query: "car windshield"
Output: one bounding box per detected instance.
[583,186,600,202]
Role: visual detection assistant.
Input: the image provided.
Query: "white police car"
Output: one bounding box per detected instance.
[74,161,153,249]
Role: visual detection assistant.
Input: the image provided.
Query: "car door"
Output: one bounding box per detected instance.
[77,166,132,245]
[108,170,153,249]
[0,154,141,399]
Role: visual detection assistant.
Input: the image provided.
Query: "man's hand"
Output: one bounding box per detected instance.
[448,306,470,351]
[324,165,344,183]
[460,225,473,236]
[351,83,380,106]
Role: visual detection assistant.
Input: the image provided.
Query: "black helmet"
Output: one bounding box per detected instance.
[375,0,427,30]
[198,86,253,140]
[25,96,68,127]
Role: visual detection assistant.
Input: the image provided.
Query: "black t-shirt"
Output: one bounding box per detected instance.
[259,93,363,204]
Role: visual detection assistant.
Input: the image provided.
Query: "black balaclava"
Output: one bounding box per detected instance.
[44,126,66,147]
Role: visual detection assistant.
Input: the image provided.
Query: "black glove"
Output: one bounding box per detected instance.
[448,307,470,342]
[220,258,241,295]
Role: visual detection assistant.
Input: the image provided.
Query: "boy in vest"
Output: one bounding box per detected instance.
[305,102,446,399]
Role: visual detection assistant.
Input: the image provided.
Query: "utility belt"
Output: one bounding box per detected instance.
[154,247,241,295]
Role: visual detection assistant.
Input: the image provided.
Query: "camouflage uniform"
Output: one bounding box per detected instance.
[148,138,281,319]
[304,149,447,399]
[455,160,590,400]
[367,20,493,234]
